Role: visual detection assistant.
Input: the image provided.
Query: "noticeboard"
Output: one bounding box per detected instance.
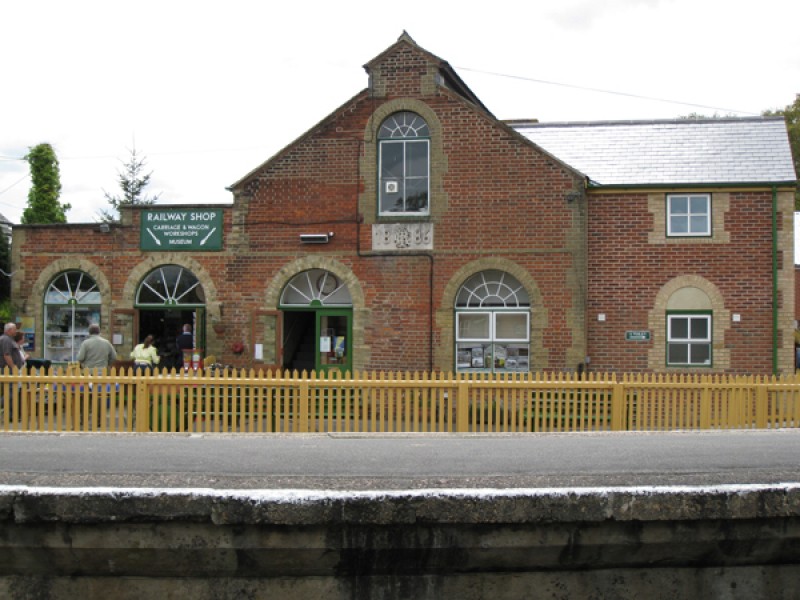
[140,209,223,251]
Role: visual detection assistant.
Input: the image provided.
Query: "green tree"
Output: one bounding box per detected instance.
[0,224,11,302]
[99,146,161,222]
[763,94,800,209]
[21,143,70,224]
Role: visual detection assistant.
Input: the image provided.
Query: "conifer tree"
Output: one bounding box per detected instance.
[99,146,161,221]
[21,143,70,224]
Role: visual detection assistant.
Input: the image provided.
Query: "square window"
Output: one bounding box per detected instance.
[667,194,710,237]
[667,314,712,366]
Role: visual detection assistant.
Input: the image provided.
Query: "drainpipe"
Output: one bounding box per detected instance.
[772,185,778,375]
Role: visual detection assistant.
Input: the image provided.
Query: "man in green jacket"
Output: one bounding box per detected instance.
[77,323,117,370]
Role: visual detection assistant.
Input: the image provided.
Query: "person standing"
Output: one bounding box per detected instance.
[13,331,29,371]
[131,335,160,373]
[77,323,117,371]
[1,323,25,421]
[1,323,24,372]
[175,323,193,368]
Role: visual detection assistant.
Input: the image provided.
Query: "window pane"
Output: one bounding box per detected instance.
[670,196,688,213]
[379,112,429,139]
[137,266,204,305]
[280,269,353,307]
[455,270,530,308]
[405,179,428,212]
[456,343,491,370]
[380,143,403,178]
[46,271,100,304]
[689,215,708,234]
[406,141,428,177]
[380,180,405,212]
[668,343,689,364]
[670,317,689,339]
[495,313,528,340]
[690,343,711,365]
[690,196,708,214]
[457,313,490,340]
[493,343,530,372]
[690,317,709,340]
[670,216,688,234]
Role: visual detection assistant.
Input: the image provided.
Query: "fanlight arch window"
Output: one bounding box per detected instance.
[666,286,712,367]
[44,270,102,363]
[136,265,205,306]
[378,111,430,215]
[455,270,530,373]
[280,269,352,307]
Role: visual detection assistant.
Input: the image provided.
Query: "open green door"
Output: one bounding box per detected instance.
[316,309,352,375]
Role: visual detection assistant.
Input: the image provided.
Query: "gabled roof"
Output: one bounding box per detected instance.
[364,31,492,117]
[511,117,797,187]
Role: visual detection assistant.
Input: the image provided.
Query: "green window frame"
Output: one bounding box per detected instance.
[667,194,711,237]
[666,311,712,367]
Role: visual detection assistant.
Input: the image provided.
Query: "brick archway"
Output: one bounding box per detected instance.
[648,275,731,371]
[437,259,548,372]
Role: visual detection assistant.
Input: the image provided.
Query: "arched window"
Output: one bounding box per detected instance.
[666,287,712,367]
[455,270,530,373]
[136,265,205,306]
[378,111,430,215]
[44,271,102,363]
[280,269,352,307]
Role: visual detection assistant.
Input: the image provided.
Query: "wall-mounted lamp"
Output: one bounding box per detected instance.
[98,223,111,233]
[300,232,334,244]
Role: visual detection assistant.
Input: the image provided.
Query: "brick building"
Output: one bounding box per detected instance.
[9,34,798,374]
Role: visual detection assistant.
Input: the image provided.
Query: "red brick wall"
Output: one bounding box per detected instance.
[13,39,785,375]
[587,191,778,373]
[233,54,584,371]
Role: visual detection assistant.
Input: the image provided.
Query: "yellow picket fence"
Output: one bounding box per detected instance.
[1,369,799,434]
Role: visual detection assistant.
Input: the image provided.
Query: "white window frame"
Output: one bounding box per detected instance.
[44,271,101,363]
[666,313,712,367]
[455,310,530,373]
[378,112,430,217]
[667,194,711,237]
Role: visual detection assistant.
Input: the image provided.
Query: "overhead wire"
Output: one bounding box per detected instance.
[454,66,761,117]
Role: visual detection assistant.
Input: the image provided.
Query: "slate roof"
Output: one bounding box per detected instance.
[511,117,797,187]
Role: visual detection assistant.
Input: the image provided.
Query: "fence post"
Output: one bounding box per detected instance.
[135,378,150,433]
[298,375,310,433]
[611,380,625,431]
[456,377,469,433]
[700,377,712,430]
[755,378,768,429]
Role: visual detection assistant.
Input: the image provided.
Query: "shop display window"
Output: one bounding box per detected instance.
[44,271,101,363]
[455,270,530,374]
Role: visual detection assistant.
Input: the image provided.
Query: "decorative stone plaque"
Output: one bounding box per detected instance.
[372,223,434,250]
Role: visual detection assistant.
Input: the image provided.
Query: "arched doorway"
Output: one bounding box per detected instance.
[279,269,352,374]
[135,265,206,368]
